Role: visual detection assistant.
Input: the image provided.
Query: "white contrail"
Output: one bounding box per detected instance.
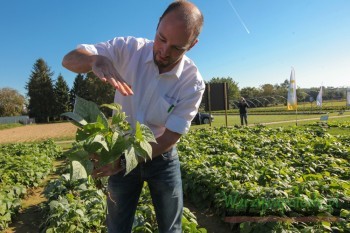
[227,0,250,34]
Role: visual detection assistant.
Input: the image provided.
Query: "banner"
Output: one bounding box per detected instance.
[287,68,297,110]
[316,86,323,107]
[347,88,350,107]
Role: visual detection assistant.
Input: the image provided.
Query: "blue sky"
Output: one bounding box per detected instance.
[1,0,349,96]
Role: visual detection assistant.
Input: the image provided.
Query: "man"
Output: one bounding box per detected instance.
[62,1,204,232]
[238,97,249,126]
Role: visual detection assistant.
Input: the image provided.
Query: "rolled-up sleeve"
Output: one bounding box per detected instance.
[77,44,98,55]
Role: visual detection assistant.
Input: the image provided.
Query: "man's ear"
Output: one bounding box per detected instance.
[187,38,198,52]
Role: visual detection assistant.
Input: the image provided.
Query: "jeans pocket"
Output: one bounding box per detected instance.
[161,148,178,161]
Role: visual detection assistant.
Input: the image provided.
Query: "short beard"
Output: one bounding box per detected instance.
[153,52,170,68]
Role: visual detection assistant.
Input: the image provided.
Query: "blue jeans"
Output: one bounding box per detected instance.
[106,147,183,233]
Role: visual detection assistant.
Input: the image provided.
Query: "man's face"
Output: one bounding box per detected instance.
[153,11,197,72]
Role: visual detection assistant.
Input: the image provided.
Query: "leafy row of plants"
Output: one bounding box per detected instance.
[0,140,61,230]
[0,140,62,159]
[41,172,207,233]
[321,120,350,129]
[177,126,350,232]
[41,175,107,233]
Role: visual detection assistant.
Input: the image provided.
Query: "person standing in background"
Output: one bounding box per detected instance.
[238,97,249,126]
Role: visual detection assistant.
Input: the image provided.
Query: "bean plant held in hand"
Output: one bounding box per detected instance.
[62,96,156,180]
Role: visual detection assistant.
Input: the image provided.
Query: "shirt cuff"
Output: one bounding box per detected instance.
[77,44,98,55]
[165,114,191,135]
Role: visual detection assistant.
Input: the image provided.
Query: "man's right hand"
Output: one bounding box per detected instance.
[62,49,133,96]
[90,55,133,96]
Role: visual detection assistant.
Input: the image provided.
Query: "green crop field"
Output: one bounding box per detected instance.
[178,122,350,232]
[1,107,350,233]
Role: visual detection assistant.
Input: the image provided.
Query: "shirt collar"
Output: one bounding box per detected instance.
[160,57,184,79]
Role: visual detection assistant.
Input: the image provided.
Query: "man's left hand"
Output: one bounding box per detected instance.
[90,154,124,178]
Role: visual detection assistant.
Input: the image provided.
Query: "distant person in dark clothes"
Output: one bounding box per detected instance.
[238,97,249,126]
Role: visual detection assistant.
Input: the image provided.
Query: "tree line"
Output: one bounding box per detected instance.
[209,78,347,108]
[0,58,114,122]
[1,58,347,120]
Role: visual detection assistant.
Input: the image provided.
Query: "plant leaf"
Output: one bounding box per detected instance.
[140,124,157,143]
[135,122,143,141]
[61,112,87,127]
[63,144,89,161]
[84,134,109,153]
[70,160,88,180]
[101,103,122,112]
[125,146,139,175]
[73,96,108,125]
[63,145,93,176]
[112,111,128,125]
[111,131,119,145]
[133,142,149,162]
[83,122,107,135]
[76,128,90,141]
[97,114,108,130]
[140,141,152,161]
[110,137,128,158]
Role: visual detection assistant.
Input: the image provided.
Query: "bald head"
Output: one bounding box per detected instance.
[158,0,204,42]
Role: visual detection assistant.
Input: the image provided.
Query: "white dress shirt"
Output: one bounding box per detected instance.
[78,36,205,138]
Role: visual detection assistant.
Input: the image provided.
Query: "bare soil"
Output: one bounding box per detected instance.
[184,201,234,233]
[0,122,77,144]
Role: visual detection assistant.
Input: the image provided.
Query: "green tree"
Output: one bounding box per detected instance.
[239,87,261,107]
[53,74,70,119]
[209,77,239,102]
[280,79,290,90]
[70,73,115,117]
[26,58,55,122]
[70,73,88,109]
[260,84,275,96]
[259,84,275,106]
[274,79,289,104]
[84,72,115,117]
[0,88,25,116]
[240,87,261,99]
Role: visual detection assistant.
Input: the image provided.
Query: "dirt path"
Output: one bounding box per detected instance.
[3,160,66,233]
[3,187,47,233]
